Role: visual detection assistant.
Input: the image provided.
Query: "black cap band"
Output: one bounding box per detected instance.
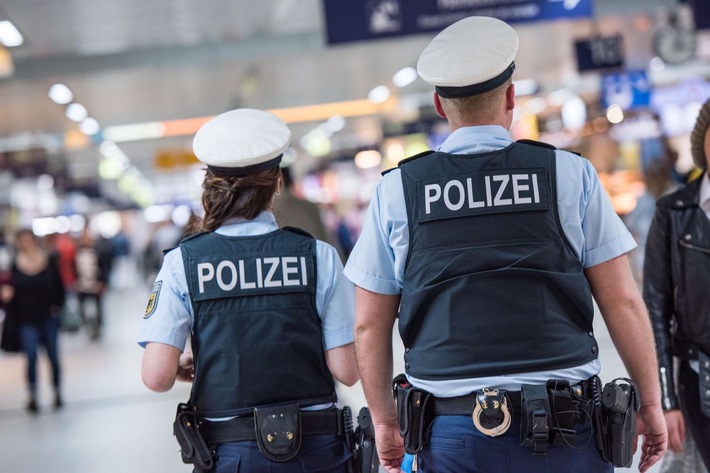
[206,155,283,177]
[435,62,516,98]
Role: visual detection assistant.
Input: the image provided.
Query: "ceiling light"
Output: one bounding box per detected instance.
[354,150,382,169]
[48,84,73,104]
[368,85,391,104]
[393,67,418,88]
[513,79,539,97]
[66,103,88,122]
[606,104,624,124]
[80,117,100,135]
[0,20,23,47]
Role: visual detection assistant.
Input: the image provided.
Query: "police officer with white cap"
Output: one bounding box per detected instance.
[139,109,359,472]
[345,16,667,472]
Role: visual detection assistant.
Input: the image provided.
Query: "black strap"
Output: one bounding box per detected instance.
[200,408,341,445]
[433,391,522,416]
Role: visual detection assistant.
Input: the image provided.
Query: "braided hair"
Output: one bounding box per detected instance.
[185,167,281,235]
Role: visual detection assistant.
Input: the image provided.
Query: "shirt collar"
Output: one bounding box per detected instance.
[438,125,513,155]
[215,211,278,237]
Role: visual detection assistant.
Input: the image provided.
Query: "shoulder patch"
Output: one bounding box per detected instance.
[144,280,162,319]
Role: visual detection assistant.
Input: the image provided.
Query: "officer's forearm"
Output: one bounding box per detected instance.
[585,255,662,407]
[354,286,400,425]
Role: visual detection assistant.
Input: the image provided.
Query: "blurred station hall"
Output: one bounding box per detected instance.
[0,0,709,472]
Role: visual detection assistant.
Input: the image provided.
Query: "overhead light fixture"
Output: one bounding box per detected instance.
[0,20,23,47]
[368,85,391,104]
[393,67,418,88]
[66,103,88,122]
[49,84,73,104]
[80,117,100,135]
[354,150,382,169]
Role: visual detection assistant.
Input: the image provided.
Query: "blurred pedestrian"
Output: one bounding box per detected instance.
[74,228,112,340]
[1,229,65,412]
[273,166,345,260]
[644,97,710,470]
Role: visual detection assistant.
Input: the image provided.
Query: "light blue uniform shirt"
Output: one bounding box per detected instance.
[344,125,637,397]
[138,211,355,352]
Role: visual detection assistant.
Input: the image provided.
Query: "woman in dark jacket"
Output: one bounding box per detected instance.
[1,229,66,412]
[643,98,710,468]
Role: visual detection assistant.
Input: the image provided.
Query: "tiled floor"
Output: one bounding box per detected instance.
[0,267,660,472]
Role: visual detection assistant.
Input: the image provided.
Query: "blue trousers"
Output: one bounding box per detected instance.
[416,415,613,473]
[205,434,352,473]
[19,318,61,395]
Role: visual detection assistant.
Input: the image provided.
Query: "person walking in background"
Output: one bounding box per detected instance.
[345,16,666,473]
[139,109,358,472]
[0,229,66,413]
[644,97,710,470]
[273,166,345,260]
[74,227,112,340]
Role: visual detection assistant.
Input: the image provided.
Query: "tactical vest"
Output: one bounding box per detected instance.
[180,228,336,417]
[398,141,598,380]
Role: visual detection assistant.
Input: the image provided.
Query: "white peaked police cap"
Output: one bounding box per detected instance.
[193,108,291,176]
[417,16,519,98]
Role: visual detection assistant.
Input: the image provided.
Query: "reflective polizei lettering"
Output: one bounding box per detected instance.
[196,256,308,293]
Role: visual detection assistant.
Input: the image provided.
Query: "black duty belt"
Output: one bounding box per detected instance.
[200,408,342,445]
[434,390,523,416]
[431,379,593,418]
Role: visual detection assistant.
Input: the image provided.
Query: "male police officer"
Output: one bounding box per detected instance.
[139,109,359,472]
[344,16,667,473]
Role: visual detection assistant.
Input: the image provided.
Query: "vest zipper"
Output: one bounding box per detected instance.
[679,240,710,254]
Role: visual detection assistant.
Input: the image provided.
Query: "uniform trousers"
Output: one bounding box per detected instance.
[679,362,710,469]
[205,434,352,473]
[416,414,612,473]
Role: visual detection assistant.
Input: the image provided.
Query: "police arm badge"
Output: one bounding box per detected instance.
[144,281,162,318]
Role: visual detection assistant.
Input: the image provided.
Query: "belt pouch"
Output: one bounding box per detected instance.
[254,403,302,462]
[520,384,551,455]
[599,379,638,467]
[399,387,432,454]
[546,380,580,446]
[699,350,710,417]
[173,403,214,472]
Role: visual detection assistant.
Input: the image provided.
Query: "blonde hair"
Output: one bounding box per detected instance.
[439,79,512,125]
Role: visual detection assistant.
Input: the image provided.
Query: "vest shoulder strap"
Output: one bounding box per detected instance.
[516,138,557,150]
[282,226,314,239]
[381,150,435,176]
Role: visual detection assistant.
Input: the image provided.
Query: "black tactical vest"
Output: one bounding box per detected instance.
[398,141,598,380]
[180,228,336,417]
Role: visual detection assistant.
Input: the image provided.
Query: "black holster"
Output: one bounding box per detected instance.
[594,378,639,467]
[393,373,433,454]
[173,403,215,473]
[354,407,381,473]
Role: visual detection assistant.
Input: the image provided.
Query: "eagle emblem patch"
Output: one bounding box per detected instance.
[144,281,162,319]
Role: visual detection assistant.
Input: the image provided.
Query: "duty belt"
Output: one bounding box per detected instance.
[432,379,593,417]
[200,408,342,445]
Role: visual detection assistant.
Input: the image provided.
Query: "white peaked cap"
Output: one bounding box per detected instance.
[193,109,291,175]
[417,16,519,98]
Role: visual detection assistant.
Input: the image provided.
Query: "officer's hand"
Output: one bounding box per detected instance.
[663,409,686,453]
[374,421,405,473]
[176,351,194,383]
[636,404,668,472]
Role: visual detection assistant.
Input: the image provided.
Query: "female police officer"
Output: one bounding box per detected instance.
[139,108,358,472]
